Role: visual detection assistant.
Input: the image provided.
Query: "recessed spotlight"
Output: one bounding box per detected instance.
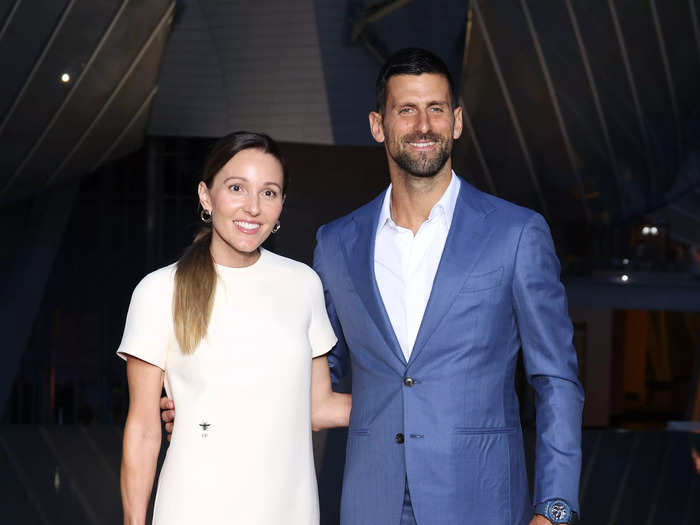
[620,274,629,283]
[650,226,659,235]
[60,73,70,83]
[622,258,630,265]
[641,226,650,235]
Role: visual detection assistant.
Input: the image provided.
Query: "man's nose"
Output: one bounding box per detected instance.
[416,110,430,133]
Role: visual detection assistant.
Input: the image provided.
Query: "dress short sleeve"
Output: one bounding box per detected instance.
[116,267,174,370]
[307,270,338,358]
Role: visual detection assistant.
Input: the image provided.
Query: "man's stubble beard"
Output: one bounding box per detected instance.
[386,130,453,178]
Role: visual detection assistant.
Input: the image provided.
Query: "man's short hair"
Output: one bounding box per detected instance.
[375,47,457,114]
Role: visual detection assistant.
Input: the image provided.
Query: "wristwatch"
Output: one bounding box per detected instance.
[534,499,576,524]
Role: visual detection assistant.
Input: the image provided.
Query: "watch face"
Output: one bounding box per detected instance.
[550,501,568,521]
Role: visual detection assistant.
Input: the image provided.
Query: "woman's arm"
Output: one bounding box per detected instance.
[121,356,165,525]
[311,355,351,431]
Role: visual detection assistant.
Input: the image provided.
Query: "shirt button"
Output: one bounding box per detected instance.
[395,433,405,444]
[403,377,415,387]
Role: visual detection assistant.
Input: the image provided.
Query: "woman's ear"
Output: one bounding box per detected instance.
[197,181,212,211]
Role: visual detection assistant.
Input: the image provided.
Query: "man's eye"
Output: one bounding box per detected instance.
[399,107,414,115]
[430,106,444,112]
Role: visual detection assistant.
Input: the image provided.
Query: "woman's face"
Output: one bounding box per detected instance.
[198,148,284,267]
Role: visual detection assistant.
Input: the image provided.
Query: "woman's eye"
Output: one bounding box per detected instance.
[263,189,277,198]
[229,184,241,192]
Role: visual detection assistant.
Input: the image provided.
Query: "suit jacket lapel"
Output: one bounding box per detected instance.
[341,191,407,368]
[408,179,496,365]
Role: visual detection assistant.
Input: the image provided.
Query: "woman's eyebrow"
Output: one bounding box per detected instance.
[222,176,246,184]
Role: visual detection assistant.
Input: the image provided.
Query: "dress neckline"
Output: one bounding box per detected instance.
[214,248,266,276]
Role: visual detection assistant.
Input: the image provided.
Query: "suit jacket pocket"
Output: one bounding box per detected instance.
[453,426,517,435]
[459,267,504,293]
[452,426,514,524]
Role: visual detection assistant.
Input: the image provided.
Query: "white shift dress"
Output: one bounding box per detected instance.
[117,248,337,524]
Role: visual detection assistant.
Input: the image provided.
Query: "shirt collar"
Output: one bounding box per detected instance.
[377,171,461,235]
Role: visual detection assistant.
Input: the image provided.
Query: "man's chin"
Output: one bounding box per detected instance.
[394,145,450,179]
[408,169,440,178]
[395,155,448,178]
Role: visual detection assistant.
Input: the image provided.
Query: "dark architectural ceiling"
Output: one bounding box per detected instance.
[456,0,700,243]
[0,0,174,205]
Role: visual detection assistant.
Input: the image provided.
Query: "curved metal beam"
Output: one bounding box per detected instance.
[690,0,700,67]
[92,85,159,173]
[460,2,497,196]
[0,0,76,136]
[0,0,22,41]
[351,0,411,41]
[461,104,497,196]
[520,0,590,222]
[46,2,175,186]
[471,0,549,218]
[649,0,682,161]
[564,0,625,216]
[669,204,700,223]
[1,0,130,198]
[607,0,656,198]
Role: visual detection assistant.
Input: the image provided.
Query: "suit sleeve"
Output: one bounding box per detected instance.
[512,212,584,514]
[313,225,350,386]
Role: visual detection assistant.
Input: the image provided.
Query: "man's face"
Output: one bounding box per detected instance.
[370,73,463,178]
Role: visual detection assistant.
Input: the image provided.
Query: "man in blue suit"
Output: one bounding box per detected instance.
[312,48,583,525]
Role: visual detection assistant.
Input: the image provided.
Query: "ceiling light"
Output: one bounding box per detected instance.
[60,73,70,83]
[620,274,629,283]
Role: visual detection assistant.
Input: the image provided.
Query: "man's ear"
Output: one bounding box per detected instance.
[452,105,463,140]
[197,181,212,211]
[369,111,385,143]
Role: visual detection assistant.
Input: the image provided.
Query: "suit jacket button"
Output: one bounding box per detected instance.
[395,433,404,444]
[403,377,415,387]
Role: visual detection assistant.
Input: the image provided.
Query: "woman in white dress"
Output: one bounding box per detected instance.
[118,131,350,525]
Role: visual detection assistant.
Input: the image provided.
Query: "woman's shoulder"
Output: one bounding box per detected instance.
[262,250,321,283]
[132,262,177,297]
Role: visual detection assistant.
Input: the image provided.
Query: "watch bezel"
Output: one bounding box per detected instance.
[535,498,574,524]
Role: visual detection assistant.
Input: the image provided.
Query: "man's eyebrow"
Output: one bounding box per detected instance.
[392,100,449,109]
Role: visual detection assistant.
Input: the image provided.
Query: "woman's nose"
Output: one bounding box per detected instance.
[244,194,260,215]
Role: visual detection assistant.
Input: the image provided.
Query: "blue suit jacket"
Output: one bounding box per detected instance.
[313,178,584,525]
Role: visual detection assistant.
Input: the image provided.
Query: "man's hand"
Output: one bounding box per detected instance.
[530,515,554,525]
[159,396,175,441]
